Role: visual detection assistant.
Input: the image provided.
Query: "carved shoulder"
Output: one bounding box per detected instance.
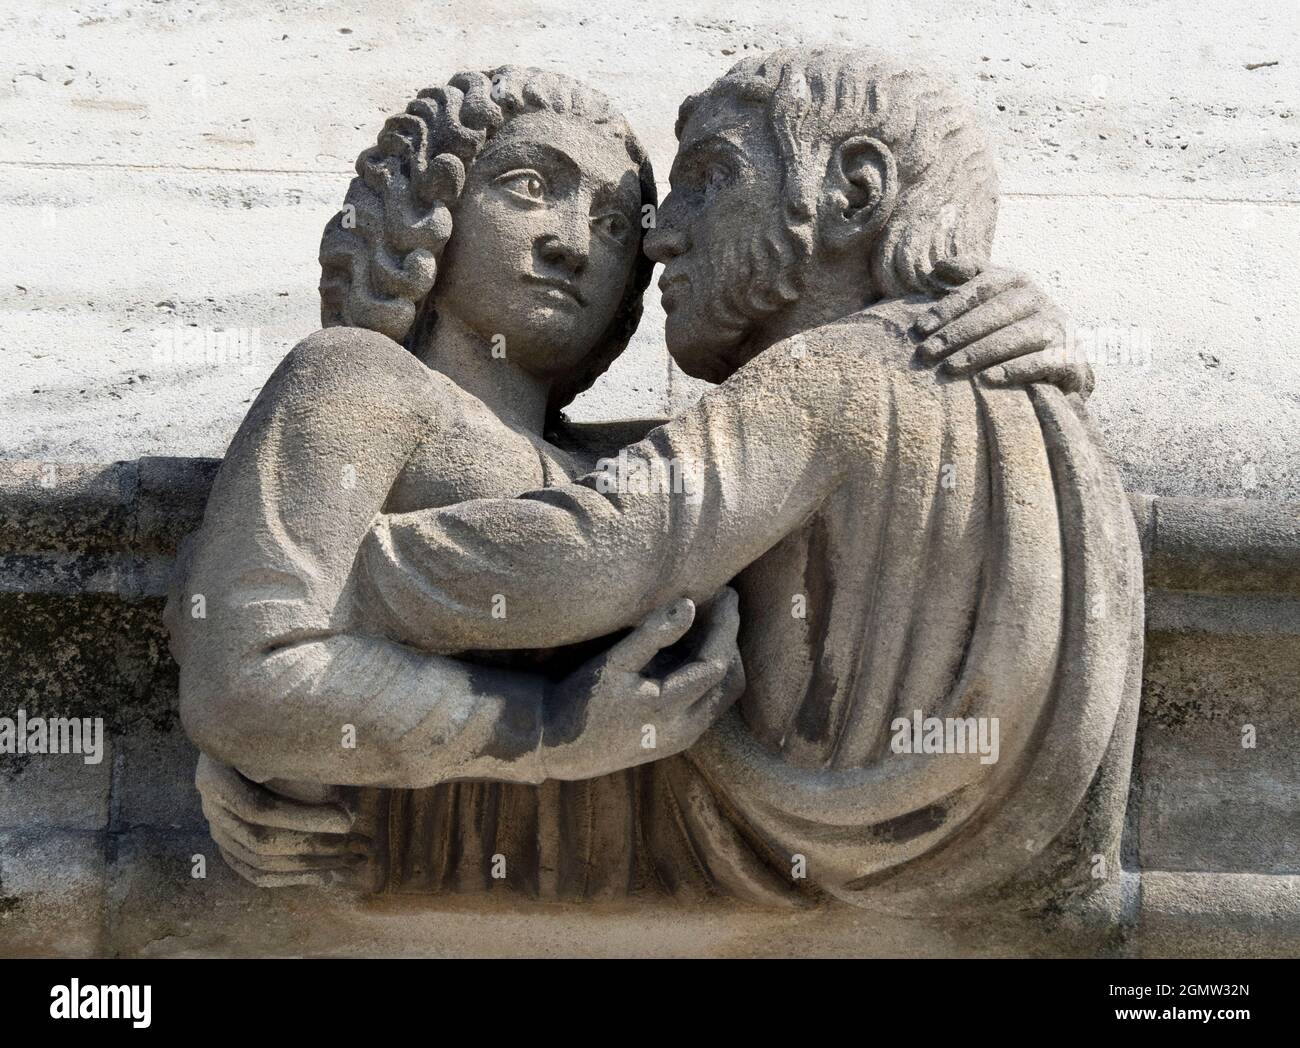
[265,327,443,418]
[225,326,460,468]
[795,299,926,364]
[189,327,458,602]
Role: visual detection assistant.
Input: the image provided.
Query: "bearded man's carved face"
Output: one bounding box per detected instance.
[645,95,805,383]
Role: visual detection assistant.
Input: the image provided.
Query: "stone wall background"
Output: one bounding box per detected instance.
[1,0,1297,500]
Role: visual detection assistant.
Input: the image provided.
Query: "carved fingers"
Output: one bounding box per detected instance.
[929,254,985,288]
[196,753,352,833]
[939,314,1063,375]
[915,265,1094,399]
[983,355,1097,396]
[604,597,696,673]
[211,851,340,890]
[543,589,744,780]
[657,658,729,710]
[195,753,369,889]
[655,586,744,744]
[914,266,1028,348]
[683,586,745,712]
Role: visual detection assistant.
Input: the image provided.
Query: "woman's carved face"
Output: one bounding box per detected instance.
[431,110,643,380]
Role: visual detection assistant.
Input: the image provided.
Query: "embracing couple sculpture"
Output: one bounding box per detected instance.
[166,48,1143,917]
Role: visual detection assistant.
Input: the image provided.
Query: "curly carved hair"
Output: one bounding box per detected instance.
[676,48,999,300]
[319,66,656,421]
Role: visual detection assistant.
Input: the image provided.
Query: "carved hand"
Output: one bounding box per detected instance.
[541,588,745,780]
[195,752,371,890]
[912,258,1093,397]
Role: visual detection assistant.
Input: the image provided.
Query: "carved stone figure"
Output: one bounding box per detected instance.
[166,51,1139,917]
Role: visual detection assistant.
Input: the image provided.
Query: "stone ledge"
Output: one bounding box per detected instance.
[2,458,1299,604]
[3,836,1288,957]
[1141,495,1300,597]
[1137,872,1300,959]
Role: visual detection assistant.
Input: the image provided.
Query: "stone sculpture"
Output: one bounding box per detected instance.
[166,50,1140,918]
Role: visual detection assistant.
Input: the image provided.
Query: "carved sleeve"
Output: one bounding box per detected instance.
[189,631,552,788]
[175,329,553,788]
[356,329,880,652]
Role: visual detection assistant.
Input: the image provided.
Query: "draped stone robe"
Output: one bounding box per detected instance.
[170,299,1143,912]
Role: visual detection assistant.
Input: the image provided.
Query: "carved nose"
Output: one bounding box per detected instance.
[537,232,588,275]
[644,224,688,263]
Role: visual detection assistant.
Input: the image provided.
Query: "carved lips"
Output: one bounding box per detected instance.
[523,273,586,307]
[658,271,690,311]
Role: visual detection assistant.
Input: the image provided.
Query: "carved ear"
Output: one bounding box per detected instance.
[820,135,897,252]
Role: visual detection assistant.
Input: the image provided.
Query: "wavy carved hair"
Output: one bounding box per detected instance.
[676,48,999,299]
[320,66,656,421]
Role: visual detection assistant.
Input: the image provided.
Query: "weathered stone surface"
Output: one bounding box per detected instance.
[1,14,1297,958]
[1137,633,1300,875]
[0,593,177,729]
[115,728,205,834]
[0,831,105,958]
[1138,872,1300,959]
[153,50,1147,928]
[1147,497,1300,596]
[103,825,1128,958]
[0,750,112,833]
[0,472,1296,955]
[3,2,1296,504]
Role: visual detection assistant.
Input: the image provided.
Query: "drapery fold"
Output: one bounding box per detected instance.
[686,380,1143,911]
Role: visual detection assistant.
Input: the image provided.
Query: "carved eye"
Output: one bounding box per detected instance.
[593,212,631,244]
[497,169,548,203]
[704,163,730,193]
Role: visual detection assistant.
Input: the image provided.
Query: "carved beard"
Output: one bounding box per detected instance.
[696,209,806,371]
